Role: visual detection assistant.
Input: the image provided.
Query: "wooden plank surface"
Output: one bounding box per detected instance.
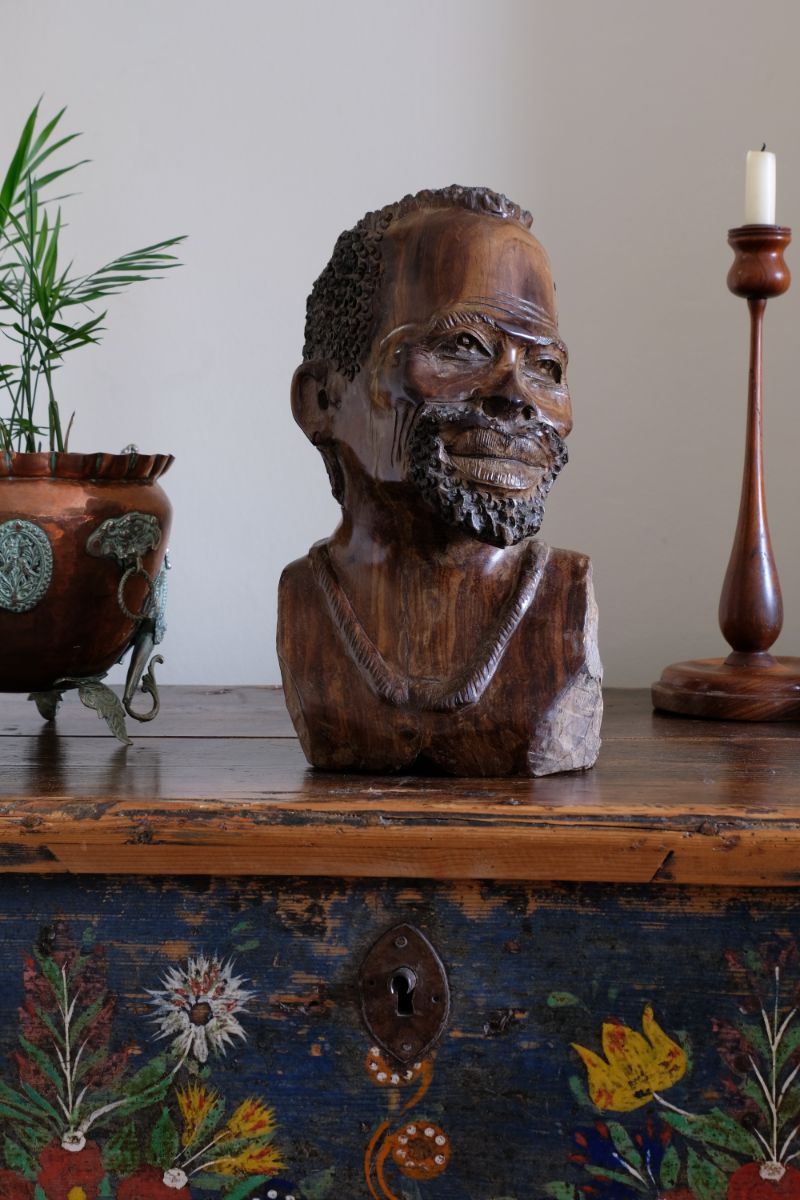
[0,686,798,882]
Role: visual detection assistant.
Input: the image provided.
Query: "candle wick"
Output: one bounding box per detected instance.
[762,142,767,151]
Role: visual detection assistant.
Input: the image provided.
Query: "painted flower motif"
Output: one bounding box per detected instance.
[728,1162,800,1200]
[0,1171,34,1200]
[569,1118,676,1200]
[148,953,253,1062]
[365,1046,423,1088]
[223,1097,277,1139]
[261,1182,302,1200]
[572,1005,686,1112]
[118,1165,191,1199]
[205,1142,284,1176]
[36,1140,104,1200]
[389,1122,451,1180]
[176,1082,221,1147]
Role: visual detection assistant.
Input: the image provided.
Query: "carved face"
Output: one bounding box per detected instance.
[298,208,573,547]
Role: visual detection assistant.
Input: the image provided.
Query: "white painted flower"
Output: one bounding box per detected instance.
[148,953,253,1062]
[61,1130,86,1153]
[163,1168,189,1190]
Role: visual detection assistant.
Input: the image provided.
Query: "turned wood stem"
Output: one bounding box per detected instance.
[718,295,782,658]
[717,225,791,662]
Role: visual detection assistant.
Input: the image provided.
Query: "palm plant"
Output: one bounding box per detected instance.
[0,101,184,452]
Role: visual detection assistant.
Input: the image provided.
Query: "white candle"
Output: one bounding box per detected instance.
[745,148,776,224]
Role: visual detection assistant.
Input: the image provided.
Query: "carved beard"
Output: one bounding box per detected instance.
[406,406,568,548]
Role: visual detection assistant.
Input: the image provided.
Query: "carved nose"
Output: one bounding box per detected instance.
[481,395,538,422]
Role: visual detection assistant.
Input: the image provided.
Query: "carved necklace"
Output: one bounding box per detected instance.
[309,540,550,712]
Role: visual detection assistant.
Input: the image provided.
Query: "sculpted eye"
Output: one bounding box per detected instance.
[439,330,491,358]
[534,357,563,384]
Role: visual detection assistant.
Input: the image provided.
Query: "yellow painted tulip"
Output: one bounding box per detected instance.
[572,1005,686,1111]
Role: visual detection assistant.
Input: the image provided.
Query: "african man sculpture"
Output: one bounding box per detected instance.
[278,186,602,776]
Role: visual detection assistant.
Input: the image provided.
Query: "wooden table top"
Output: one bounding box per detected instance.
[0,686,798,885]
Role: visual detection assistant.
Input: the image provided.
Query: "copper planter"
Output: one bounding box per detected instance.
[0,451,173,694]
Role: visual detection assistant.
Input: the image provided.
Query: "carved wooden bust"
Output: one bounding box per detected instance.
[279,186,602,776]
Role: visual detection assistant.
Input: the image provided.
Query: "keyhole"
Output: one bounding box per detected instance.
[390,967,417,1016]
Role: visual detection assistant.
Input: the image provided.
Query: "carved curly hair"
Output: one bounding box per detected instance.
[302,185,533,381]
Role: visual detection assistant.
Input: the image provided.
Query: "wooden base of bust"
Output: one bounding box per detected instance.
[652,652,800,721]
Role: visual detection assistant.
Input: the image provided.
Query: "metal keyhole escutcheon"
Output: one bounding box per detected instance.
[390,966,417,1016]
[359,923,450,1065]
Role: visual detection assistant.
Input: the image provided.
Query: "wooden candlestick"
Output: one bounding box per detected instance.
[652,224,800,720]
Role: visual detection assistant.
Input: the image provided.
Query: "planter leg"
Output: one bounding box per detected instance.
[27,689,64,722]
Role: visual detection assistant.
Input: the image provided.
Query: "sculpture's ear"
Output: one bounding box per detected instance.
[291,360,342,441]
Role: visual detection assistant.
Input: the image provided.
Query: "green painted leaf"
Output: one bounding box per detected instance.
[223,1178,270,1200]
[17,1035,64,1096]
[233,939,260,953]
[544,1183,579,1200]
[705,1147,742,1175]
[34,1187,46,1200]
[16,1124,51,1154]
[20,1081,61,1123]
[777,1023,800,1073]
[585,1165,647,1191]
[187,1177,219,1192]
[81,927,95,950]
[70,995,106,1047]
[739,1023,771,1062]
[4,1136,34,1179]
[675,1030,693,1073]
[300,1166,336,1198]
[35,1009,65,1050]
[569,1073,594,1111]
[743,950,763,975]
[230,921,252,935]
[102,1121,140,1176]
[740,1077,771,1121]
[124,1055,169,1095]
[660,1143,680,1190]
[781,1086,800,1126]
[150,1106,179,1169]
[687,1148,728,1200]
[547,992,581,1008]
[661,1109,760,1157]
[608,1121,644,1173]
[31,947,62,998]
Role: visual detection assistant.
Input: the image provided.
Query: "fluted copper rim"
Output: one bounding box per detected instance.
[0,451,174,481]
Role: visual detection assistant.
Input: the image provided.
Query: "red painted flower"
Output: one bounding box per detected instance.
[118,1165,191,1199]
[36,1140,104,1200]
[728,1162,800,1200]
[0,1170,34,1200]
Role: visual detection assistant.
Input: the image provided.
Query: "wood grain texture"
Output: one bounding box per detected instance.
[0,688,798,883]
[653,227,800,722]
[283,193,602,775]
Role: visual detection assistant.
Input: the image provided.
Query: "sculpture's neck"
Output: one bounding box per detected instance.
[330,487,511,579]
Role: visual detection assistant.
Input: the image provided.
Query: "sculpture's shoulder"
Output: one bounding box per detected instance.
[520,541,602,776]
[539,541,593,581]
[528,540,597,621]
[278,550,316,597]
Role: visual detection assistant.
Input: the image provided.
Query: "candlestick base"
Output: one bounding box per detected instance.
[652,655,800,721]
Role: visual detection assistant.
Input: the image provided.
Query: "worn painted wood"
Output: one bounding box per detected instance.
[0,689,798,883]
[0,876,797,1199]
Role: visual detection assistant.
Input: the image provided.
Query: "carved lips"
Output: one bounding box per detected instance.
[438,425,551,491]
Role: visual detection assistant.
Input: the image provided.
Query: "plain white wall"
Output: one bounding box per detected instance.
[2,0,800,687]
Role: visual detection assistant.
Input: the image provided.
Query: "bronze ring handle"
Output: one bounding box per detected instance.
[117,562,154,623]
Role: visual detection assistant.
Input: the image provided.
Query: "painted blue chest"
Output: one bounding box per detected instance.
[0,688,798,1200]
